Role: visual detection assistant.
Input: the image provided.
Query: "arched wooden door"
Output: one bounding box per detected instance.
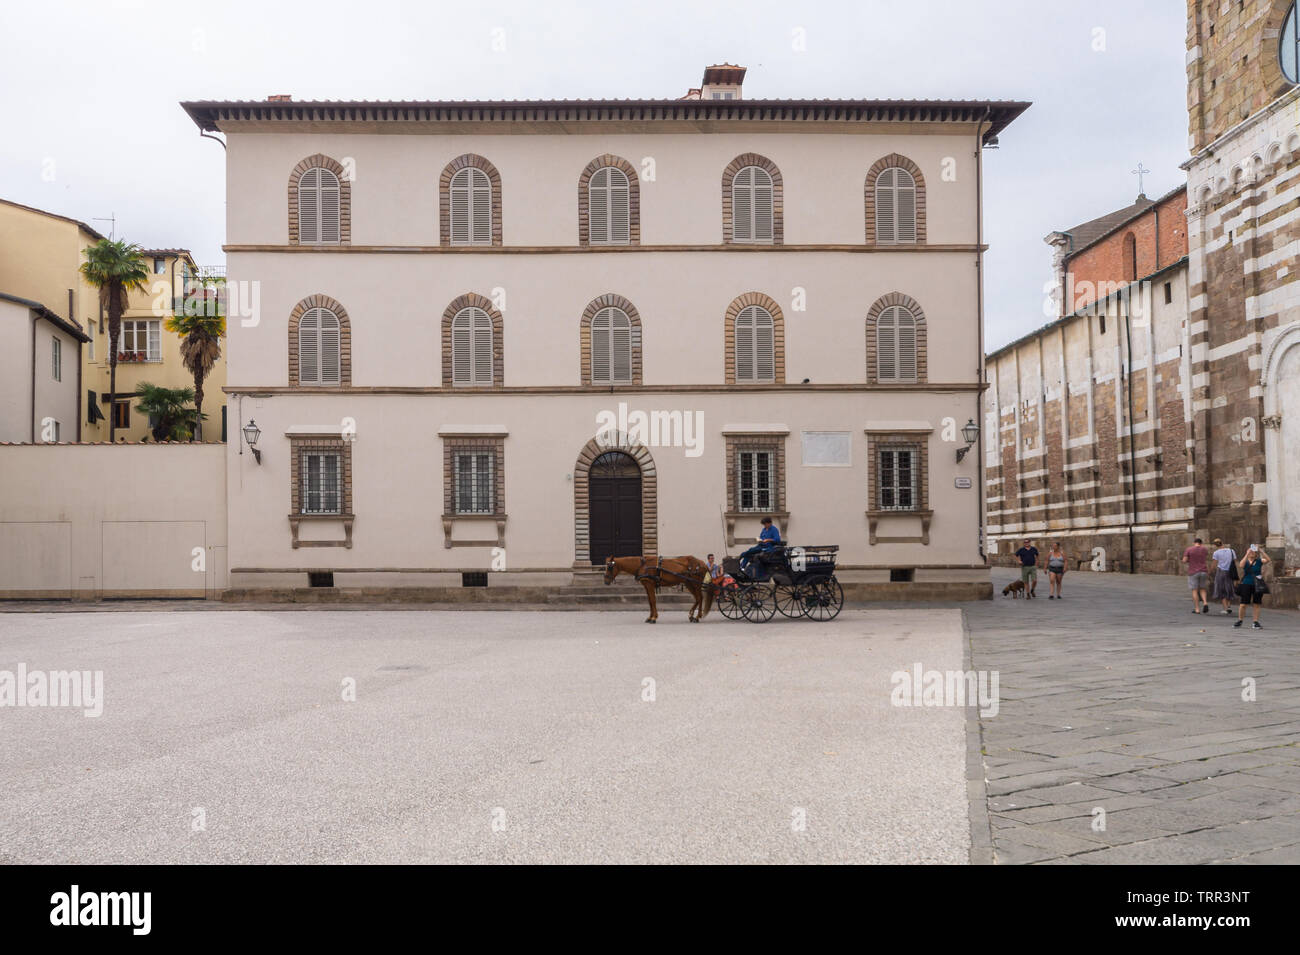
[588,451,643,563]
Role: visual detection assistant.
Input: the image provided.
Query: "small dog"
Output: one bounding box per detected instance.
[1002,579,1026,598]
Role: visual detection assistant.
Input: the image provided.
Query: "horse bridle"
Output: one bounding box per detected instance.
[603,558,617,585]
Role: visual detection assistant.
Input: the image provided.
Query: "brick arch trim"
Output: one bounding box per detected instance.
[721,153,784,244]
[288,154,352,245]
[865,292,928,384]
[288,294,352,386]
[580,293,643,385]
[440,292,505,388]
[724,292,786,384]
[864,153,927,244]
[1261,0,1297,98]
[439,154,503,246]
[573,435,658,564]
[578,155,641,246]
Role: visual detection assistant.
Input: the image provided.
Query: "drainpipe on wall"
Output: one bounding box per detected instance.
[71,289,82,442]
[30,314,37,443]
[975,106,991,563]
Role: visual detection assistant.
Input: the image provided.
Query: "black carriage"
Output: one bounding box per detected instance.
[715,545,843,623]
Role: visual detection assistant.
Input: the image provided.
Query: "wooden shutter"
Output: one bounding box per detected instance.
[751,168,773,242]
[589,167,610,244]
[148,320,161,361]
[611,309,632,382]
[318,309,341,384]
[753,307,774,381]
[895,170,916,243]
[450,169,471,244]
[610,169,630,244]
[895,309,917,381]
[735,307,754,381]
[452,309,472,384]
[877,308,897,381]
[298,309,320,384]
[298,168,320,243]
[591,309,612,382]
[732,167,753,241]
[470,169,491,244]
[875,168,896,243]
[472,308,493,384]
[319,170,341,243]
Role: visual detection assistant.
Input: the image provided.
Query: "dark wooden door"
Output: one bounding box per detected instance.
[589,452,642,563]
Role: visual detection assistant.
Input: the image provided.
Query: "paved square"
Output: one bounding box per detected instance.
[966,572,1300,864]
[0,608,968,864]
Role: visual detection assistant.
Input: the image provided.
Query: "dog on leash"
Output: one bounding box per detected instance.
[1002,579,1026,598]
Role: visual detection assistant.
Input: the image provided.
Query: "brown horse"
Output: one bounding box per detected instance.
[603,555,714,623]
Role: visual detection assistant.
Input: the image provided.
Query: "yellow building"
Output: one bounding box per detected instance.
[0,198,226,443]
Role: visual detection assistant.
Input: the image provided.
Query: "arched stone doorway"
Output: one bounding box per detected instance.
[574,434,657,565]
[1262,320,1300,572]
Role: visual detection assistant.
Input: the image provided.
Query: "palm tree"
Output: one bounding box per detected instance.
[135,382,203,442]
[79,240,150,442]
[165,283,225,441]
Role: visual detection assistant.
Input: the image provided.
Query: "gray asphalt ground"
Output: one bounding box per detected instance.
[0,608,968,864]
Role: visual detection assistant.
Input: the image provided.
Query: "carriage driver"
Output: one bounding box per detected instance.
[739,517,782,577]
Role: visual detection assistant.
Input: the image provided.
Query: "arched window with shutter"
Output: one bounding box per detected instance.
[440,293,504,388]
[865,155,927,245]
[587,166,632,245]
[289,155,350,245]
[451,307,494,385]
[440,156,502,247]
[724,292,786,384]
[866,293,928,384]
[875,168,917,244]
[288,295,351,387]
[722,155,783,245]
[580,294,642,385]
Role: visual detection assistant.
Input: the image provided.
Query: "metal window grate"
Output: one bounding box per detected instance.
[453,451,495,514]
[301,451,343,514]
[738,449,775,512]
[308,571,334,588]
[878,446,919,511]
[889,568,915,583]
[462,572,488,587]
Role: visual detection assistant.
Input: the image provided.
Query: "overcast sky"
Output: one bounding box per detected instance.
[0,0,1188,350]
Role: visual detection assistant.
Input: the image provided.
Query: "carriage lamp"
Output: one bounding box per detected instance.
[955,419,980,462]
[242,419,263,464]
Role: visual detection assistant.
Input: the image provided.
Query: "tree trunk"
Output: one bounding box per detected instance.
[107,287,121,442]
[193,367,205,442]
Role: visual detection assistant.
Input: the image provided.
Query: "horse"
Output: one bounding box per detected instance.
[603,555,714,624]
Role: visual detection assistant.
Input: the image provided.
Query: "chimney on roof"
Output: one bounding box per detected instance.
[267,94,292,102]
[684,64,746,101]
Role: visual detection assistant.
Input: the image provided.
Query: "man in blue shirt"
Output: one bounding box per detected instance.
[1015,538,1040,598]
[739,517,782,578]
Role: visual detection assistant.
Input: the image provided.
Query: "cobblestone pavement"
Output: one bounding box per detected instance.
[965,570,1300,864]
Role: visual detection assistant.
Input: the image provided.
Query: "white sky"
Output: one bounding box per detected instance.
[0,0,1189,351]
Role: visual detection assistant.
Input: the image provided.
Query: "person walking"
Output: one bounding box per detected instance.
[1015,538,1040,598]
[1181,537,1211,614]
[1209,538,1237,615]
[1233,544,1272,629]
[1046,542,1067,599]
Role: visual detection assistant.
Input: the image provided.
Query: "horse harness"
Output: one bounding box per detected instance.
[634,556,702,591]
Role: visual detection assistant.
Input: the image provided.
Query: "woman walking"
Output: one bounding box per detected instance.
[1046,542,1067,599]
[1209,538,1237,614]
[1233,544,1272,630]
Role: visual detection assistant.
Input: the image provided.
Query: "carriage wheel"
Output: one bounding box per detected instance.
[773,584,806,618]
[803,578,844,621]
[718,589,744,620]
[739,585,777,623]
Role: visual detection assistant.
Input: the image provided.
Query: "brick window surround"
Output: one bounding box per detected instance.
[865,429,932,545]
[439,154,503,246]
[724,292,786,385]
[864,153,927,245]
[865,292,928,384]
[572,434,657,564]
[578,154,640,246]
[440,293,505,389]
[723,431,788,546]
[439,433,508,551]
[287,154,352,245]
[288,433,354,549]
[721,153,784,245]
[288,295,352,387]
[580,293,643,385]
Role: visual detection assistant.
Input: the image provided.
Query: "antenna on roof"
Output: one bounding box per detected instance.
[91,213,116,240]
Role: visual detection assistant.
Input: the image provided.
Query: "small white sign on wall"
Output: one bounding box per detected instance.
[801,431,852,467]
